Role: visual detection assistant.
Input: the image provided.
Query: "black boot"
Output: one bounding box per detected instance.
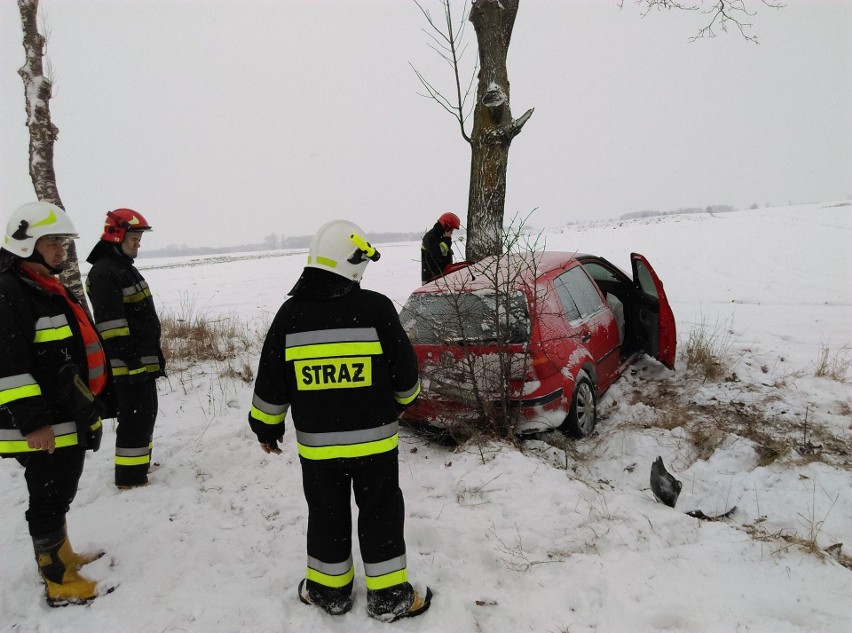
[367,582,432,622]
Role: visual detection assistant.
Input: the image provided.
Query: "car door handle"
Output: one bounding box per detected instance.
[580,332,592,343]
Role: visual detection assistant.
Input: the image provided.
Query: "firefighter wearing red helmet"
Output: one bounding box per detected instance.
[420,211,462,284]
[85,208,164,489]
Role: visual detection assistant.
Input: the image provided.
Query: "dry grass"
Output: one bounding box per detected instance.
[813,344,851,383]
[680,315,736,380]
[160,295,267,383]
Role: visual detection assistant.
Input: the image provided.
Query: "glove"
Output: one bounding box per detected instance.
[261,437,283,455]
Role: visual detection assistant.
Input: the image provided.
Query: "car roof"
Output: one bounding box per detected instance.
[416,250,592,294]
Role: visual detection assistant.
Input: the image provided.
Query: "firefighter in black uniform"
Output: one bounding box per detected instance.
[248,219,432,622]
[86,208,164,488]
[0,201,110,606]
[420,211,461,284]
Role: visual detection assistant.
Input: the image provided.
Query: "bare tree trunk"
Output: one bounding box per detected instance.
[466,0,533,262]
[17,0,88,310]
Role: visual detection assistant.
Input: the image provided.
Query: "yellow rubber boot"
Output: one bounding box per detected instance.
[33,532,98,607]
[61,534,105,569]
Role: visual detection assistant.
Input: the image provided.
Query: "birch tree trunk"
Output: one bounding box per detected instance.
[466,0,533,262]
[17,0,88,309]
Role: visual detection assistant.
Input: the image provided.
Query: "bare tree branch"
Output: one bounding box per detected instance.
[411,0,477,143]
[618,0,785,43]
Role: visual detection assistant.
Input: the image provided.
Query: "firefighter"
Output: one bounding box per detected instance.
[421,211,461,284]
[0,201,110,606]
[248,219,432,621]
[86,208,165,489]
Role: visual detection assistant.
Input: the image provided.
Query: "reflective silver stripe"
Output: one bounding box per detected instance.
[88,364,106,379]
[286,327,379,348]
[140,355,159,365]
[115,446,150,457]
[35,314,69,330]
[251,394,288,416]
[0,421,77,441]
[85,341,102,355]
[110,359,128,369]
[307,555,353,576]
[394,381,421,402]
[121,281,149,296]
[96,318,129,333]
[0,374,37,391]
[363,555,407,577]
[295,422,398,448]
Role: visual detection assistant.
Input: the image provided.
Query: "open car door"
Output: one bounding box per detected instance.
[630,253,676,369]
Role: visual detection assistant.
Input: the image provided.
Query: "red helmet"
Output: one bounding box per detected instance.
[101,208,153,243]
[438,212,461,230]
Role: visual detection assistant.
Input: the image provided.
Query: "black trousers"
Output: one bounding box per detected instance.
[301,450,406,596]
[15,446,86,537]
[114,378,158,486]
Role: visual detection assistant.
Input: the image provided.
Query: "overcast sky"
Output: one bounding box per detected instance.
[1,0,850,252]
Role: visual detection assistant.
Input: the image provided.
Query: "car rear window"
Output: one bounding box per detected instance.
[400,290,530,345]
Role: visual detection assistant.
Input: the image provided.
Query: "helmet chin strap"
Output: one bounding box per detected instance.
[27,250,64,275]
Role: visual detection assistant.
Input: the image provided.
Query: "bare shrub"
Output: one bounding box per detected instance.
[813,344,851,383]
[406,213,547,443]
[681,315,736,380]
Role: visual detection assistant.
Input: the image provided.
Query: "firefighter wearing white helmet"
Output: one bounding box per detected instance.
[248,219,432,621]
[0,201,111,606]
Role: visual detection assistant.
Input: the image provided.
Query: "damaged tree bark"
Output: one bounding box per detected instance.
[466,0,533,262]
[17,0,88,309]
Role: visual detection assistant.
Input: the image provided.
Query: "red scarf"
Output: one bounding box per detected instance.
[23,268,107,396]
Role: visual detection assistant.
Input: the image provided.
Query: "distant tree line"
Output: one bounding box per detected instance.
[619,205,735,221]
[138,231,427,259]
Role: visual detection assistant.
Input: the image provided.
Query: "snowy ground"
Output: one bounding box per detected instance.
[1,202,850,632]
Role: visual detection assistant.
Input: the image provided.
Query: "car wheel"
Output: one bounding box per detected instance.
[561,371,596,438]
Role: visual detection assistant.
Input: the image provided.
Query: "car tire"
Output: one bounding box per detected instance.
[561,371,596,438]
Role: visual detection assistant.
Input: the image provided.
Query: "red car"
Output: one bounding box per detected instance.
[399,251,675,438]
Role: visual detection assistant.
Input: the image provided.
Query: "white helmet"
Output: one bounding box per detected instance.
[3,201,79,258]
[306,219,381,282]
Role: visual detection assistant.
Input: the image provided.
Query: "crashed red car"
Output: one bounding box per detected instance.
[399,251,675,438]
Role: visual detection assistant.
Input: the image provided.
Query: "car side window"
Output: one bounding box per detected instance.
[554,267,605,324]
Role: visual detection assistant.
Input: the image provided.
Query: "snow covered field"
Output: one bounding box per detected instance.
[1,202,850,632]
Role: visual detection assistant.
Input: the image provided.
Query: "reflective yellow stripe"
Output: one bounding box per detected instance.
[250,405,286,426]
[101,327,131,340]
[365,569,407,591]
[297,434,398,460]
[305,566,354,589]
[123,288,152,303]
[394,381,421,405]
[285,341,382,361]
[128,367,146,376]
[33,326,73,343]
[310,255,337,269]
[0,383,41,406]
[115,455,150,466]
[0,423,79,454]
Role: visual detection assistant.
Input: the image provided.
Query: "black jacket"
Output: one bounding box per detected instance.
[86,242,165,380]
[421,222,453,284]
[248,268,420,456]
[0,264,111,456]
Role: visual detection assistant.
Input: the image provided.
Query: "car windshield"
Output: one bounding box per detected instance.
[401,290,530,345]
